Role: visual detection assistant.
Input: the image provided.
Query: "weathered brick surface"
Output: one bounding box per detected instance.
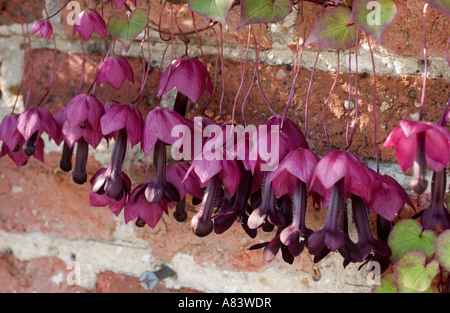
[0,252,87,292]
[0,153,117,240]
[1,0,449,293]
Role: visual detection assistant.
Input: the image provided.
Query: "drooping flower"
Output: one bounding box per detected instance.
[366,168,415,221]
[307,177,362,264]
[307,150,374,264]
[73,9,107,41]
[213,168,256,238]
[158,55,213,103]
[166,161,204,222]
[0,113,43,166]
[124,184,169,228]
[89,103,143,211]
[420,169,450,230]
[100,102,143,148]
[384,119,450,194]
[89,167,132,215]
[58,94,106,184]
[185,125,243,237]
[30,19,53,41]
[96,55,134,90]
[16,107,59,159]
[248,198,294,264]
[309,150,375,206]
[351,194,392,273]
[268,147,319,198]
[141,106,193,157]
[247,171,286,230]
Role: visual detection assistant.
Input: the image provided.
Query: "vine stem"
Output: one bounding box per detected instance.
[46,0,71,20]
[36,5,57,107]
[252,26,279,116]
[281,44,305,124]
[347,27,360,149]
[345,50,352,148]
[232,25,252,127]
[303,49,321,136]
[367,35,380,173]
[419,3,428,121]
[77,39,86,95]
[132,27,152,106]
[324,50,340,154]
[12,6,31,114]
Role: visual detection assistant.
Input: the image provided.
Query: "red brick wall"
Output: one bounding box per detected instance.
[0,0,449,293]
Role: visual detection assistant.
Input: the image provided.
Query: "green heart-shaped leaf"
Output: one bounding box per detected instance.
[107,9,149,52]
[388,219,436,263]
[423,0,450,16]
[372,274,398,293]
[394,250,439,293]
[187,0,234,26]
[238,0,293,28]
[435,229,450,271]
[352,0,397,43]
[305,6,358,51]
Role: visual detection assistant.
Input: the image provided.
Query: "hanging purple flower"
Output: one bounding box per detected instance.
[142,106,193,157]
[124,184,169,228]
[366,169,415,221]
[16,107,59,160]
[57,94,106,184]
[307,150,374,264]
[384,119,450,194]
[166,161,204,222]
[0,113,43,166]
[351,194,391,273]
[73,9,107,41]
[89,103,143,210]
[213,168,256,238]
[96,55,134,90]
[30,19,53,41]
[267,147,322,256]
[248,198,294,264]
[420,169,450,230]
[158,55,213,103]
[89,167,132,216]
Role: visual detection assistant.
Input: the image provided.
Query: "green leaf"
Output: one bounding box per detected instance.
[351,0,397,43]
[394,250,439,293]
[187,0,235,26]
[423,0,450,16]
[107,9,149,52]
[305,6,358,50]
[435,230,450,271]
[387,219,436,263]
[238,0,293,28]
[372,274,398,293]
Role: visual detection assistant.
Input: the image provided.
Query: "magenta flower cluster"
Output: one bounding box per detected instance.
[2,1,449,275]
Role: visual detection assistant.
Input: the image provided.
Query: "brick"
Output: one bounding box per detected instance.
[130,195,326,276]
[0,0,43,25]
[0,153,117,240]
[294,1,450,59]
[93,270,203,293]
[0,252,88,292]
